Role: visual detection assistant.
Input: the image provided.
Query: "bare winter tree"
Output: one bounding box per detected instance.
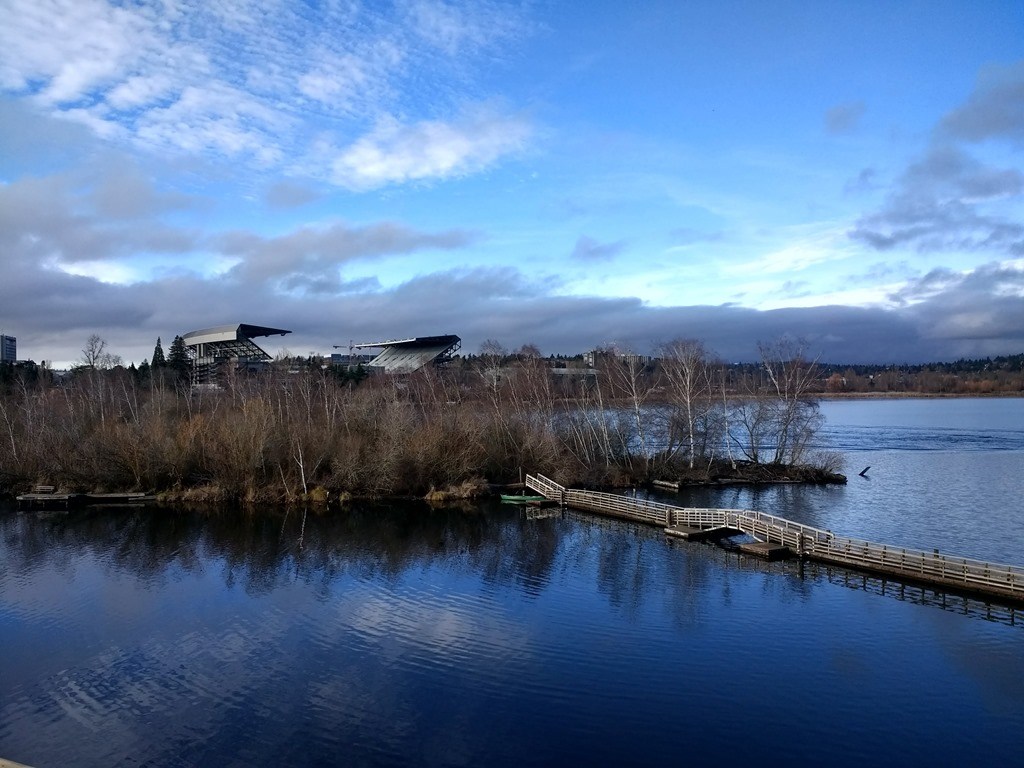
[658,338,714,469]
[79,334,122,370]
[479,339,506,393]
[757,338,823,465]
[515,343,542,359]
[592,345,654,477]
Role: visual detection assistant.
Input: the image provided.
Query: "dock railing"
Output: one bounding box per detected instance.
[526,474,1024,603]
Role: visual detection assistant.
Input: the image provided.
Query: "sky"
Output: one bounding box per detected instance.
[1,0,1023,368]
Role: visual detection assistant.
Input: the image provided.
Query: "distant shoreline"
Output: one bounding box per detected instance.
[818,391,1024,400]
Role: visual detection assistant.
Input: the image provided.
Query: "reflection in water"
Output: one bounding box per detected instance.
[2,498,1024,767]
[655,450,1024,565]
[672,481,845,532]
[1,502,563,601]
[809,562,1023,628]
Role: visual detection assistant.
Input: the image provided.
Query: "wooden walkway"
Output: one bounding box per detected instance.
[525,474,1024,604]
[16,485,154,510]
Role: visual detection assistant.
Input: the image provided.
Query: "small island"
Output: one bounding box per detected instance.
[9,333,1016,507]
[0,335,859,505]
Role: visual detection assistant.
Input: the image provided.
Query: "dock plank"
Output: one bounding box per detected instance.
[665,524,738,542]
[738,541,793,561]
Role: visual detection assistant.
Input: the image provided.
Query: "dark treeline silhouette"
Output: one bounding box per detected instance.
[818,354,1024,394]
[0,336,849,501]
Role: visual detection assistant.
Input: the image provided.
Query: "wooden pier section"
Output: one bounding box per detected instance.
[16,486,155,510]
[525,474,1024,605]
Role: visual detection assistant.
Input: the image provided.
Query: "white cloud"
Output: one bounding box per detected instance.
[0,0,154,103]
[57,259,139,284]
[59,107,126,140]
[0,0,533,185]
[296,41,404,115]
[756,284,901,311]
[331,110,531,189]
[133,83,290,164]
[406,0,523,56]
[723,224,853,277]
[106,74,177,111]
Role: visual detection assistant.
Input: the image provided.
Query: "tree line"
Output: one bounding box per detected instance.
[818,354,1024,395]
[0,333,848,502]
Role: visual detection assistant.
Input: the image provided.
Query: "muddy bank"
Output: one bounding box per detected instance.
[657,460,846,488]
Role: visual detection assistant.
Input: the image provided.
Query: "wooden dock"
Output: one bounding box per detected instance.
[526,474,1024,605]
[737,541,792,561]
[16,486,155,510]
[665,524,736,542]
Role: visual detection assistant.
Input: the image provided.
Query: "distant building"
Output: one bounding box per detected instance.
[329,352,376,368]
[182,323,291,385]
[584,349,655,368]
[0,334,16,362]
[354,335,461,374]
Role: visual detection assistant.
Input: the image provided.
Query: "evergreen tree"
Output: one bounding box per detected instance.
[151,337,166,368]
[167,335,191,379]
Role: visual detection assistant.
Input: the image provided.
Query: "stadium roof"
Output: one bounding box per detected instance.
[182,324,291,346]
[182,323,291,385]
[354,334,461,374]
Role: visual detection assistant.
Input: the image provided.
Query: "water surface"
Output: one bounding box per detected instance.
[2,397,1023,767]
[672,397,1024,563]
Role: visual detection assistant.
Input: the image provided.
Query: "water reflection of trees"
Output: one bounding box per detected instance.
[3,499,1015,635]
[810,562,1023,629]
[0,502,570,601]
[670,482,848,531]
[1,501,738,627]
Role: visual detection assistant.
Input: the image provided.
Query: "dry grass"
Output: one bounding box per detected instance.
[424,477,490,505]
[0,356,841,503]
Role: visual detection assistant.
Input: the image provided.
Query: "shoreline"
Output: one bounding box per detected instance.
[818,391,1024,400]
[6,462,848,510]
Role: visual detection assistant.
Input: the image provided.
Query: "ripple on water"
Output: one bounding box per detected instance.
[3,462,1024,768]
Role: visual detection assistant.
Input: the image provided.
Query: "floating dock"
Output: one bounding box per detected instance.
[737,541,793,561]
[16,486,155,510]
[665,524,737,542]
[526,473,1024,605]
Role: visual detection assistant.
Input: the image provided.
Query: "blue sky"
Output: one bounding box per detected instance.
[1,0,1023,366]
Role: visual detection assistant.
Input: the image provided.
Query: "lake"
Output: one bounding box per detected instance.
[2,397,1023,767]
[672,397,1024,563]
